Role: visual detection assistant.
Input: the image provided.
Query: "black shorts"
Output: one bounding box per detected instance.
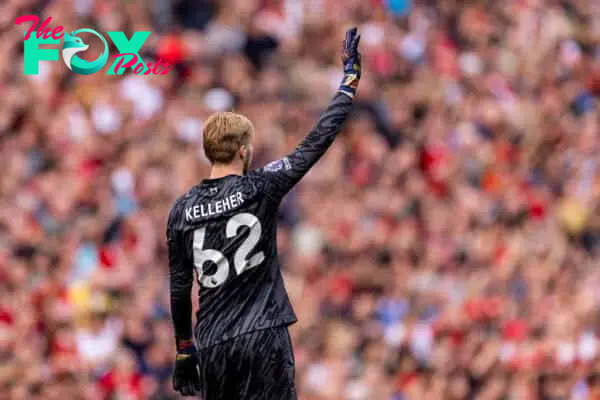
[197,326,297,400]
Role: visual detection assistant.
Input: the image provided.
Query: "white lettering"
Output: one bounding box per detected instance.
[186,192,246,221]
[223,196,231,212]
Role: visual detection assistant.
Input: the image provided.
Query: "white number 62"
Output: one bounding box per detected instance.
[192,213,265,288]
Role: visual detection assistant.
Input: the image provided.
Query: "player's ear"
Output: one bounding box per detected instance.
[239,145,247,161]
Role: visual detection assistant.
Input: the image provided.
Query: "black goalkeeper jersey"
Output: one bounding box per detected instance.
[167,93,354,348]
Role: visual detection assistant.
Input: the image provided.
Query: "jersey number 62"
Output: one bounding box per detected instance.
[192,213,265,288]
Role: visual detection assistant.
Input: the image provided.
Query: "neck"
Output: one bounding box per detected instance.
[209,163,243,179]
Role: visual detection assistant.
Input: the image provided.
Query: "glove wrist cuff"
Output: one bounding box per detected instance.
[176,338,196,355]
[339,72,360,98]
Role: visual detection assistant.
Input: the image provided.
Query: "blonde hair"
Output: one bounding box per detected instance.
[202,112,255,164]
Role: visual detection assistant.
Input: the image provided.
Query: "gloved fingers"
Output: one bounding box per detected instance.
[173,379,184,393]
[173,368,196,395]
[180,383,194,397]
[188,381,198,396]
[343,27,358,58]
[352,33,361,54]
[346,27,357,45]
[343,28,351,50]
[342,38,349,61]
[175,376,195,397]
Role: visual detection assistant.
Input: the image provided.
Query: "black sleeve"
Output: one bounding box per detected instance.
[167,204,194,342]
[256,92,354,200]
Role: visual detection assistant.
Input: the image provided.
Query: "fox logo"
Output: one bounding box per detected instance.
[62,29,108,75]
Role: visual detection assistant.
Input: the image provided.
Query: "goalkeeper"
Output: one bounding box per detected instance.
[169,27,361,399]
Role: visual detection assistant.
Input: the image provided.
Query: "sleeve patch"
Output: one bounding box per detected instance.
[264,158,291,172]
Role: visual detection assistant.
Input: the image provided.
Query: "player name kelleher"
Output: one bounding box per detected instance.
[185,192,244,221]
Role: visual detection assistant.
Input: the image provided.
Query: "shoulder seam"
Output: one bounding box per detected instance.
[249,169,280,203]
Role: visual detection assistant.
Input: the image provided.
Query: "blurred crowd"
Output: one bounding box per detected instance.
[3,0,600,399]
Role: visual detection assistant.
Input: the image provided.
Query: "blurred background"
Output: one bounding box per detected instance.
[2,0,600,399]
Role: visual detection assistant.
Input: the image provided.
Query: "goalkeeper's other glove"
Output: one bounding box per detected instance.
[173,339,201,397]
[338,27,362,98]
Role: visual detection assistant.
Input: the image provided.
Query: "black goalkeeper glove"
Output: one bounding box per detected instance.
[338,27,362,98]
[173,339,201,397]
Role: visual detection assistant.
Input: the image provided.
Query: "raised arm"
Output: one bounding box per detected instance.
[257,28,362,200]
